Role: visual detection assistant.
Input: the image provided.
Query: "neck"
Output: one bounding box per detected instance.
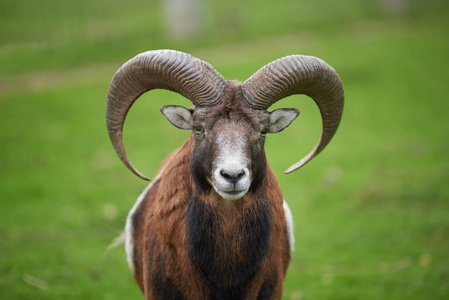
[186,188,273,298]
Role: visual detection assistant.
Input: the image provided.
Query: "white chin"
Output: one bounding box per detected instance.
[216,189,248,200]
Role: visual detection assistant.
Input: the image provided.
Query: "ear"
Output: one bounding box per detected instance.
[268,108,300,133]
[160,105,193,130]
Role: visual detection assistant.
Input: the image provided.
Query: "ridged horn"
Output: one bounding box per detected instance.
[106,50,226,180]
[243,55,344,173]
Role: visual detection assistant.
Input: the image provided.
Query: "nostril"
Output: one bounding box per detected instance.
[220,169,245,183]
[220,170,229,179]
[220,170,233,181]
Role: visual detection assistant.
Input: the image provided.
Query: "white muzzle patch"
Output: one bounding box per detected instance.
[211,131,251,200]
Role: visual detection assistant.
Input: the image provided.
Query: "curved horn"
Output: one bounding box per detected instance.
[243,55,344,173]
[106,50,226,180]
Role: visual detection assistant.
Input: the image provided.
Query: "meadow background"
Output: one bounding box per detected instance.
[1,0,448,299]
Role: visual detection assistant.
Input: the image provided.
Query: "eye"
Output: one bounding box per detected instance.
[194,126,204,135]
[260,129,268,138]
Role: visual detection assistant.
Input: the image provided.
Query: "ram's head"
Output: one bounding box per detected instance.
[106,50,344,200]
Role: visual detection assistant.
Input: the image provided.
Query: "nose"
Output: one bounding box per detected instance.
[220,169,246,183]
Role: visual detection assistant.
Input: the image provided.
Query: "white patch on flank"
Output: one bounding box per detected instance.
[283,200,295,254]
[125,173,162,273]
[212,131,251,200]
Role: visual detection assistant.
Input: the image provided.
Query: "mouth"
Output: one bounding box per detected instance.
[225,190,244,196]
[217,189,248,200]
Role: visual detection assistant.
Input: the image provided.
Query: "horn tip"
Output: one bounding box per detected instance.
[135,172,151,181]
[127,164,151,181]
[284,165,300,174]
[284,159,309,174]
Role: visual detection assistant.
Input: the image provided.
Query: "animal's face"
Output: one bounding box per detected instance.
[189,105,269,200]
[161,97,299,200]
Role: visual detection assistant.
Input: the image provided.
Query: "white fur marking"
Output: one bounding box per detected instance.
[212,131,251,200]
[125,173,162,272]
[216,130,249,167]
[283,200,295,254]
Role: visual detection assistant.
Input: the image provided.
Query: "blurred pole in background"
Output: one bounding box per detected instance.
[164,0,203,39]
[378,0,410,13]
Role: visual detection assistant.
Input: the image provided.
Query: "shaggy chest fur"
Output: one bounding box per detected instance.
[186,192,273,299]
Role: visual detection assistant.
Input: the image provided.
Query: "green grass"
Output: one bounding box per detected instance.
[1,0,449,299]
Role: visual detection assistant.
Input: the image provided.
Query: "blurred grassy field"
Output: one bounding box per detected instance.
[1,0,449,299]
